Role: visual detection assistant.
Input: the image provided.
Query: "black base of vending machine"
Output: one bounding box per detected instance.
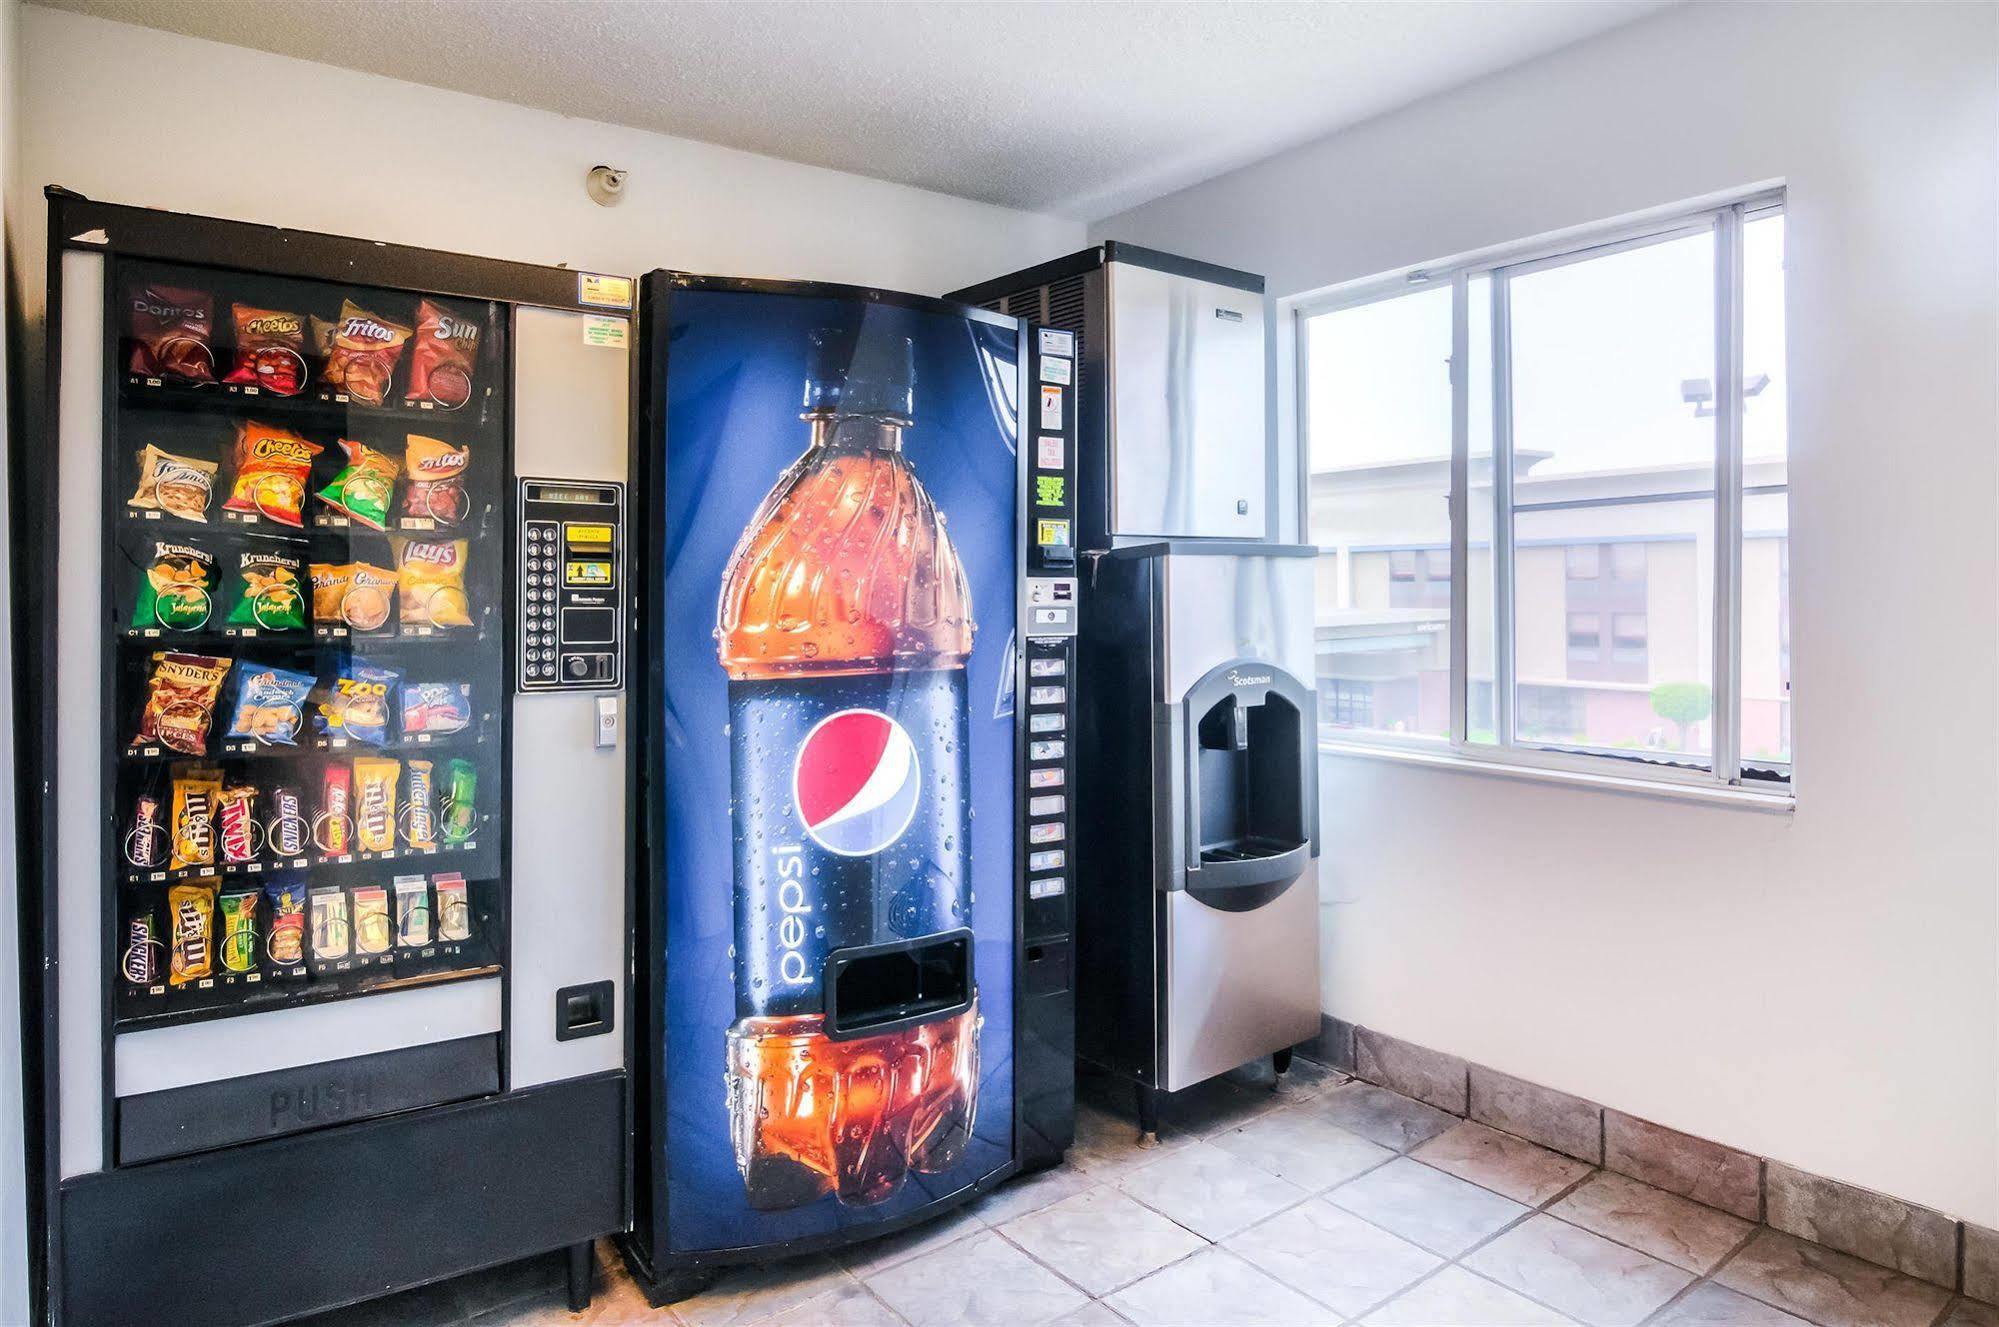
[16,190,634,1327]
[618,272,1076,1297]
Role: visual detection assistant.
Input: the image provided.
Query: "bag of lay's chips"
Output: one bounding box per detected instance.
[392,536,472,628]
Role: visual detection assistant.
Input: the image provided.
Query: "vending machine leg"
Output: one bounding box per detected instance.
[566,1241,595,1311]
[1135,1082,1161,1145]
[1273,1048,1293,1076]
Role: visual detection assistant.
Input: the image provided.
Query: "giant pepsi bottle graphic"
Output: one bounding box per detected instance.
[716,326,980,1210]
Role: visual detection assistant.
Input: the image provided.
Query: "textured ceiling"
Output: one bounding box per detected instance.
[35,0,1670,219]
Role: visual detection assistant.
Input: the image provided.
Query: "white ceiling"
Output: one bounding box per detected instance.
[37,0,1671,219]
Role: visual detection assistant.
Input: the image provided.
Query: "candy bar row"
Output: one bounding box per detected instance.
[127,755,481,874]
[123,871,478,998]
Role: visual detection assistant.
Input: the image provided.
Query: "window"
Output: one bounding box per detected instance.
[1303,284,1454,740]
[1298,192,1791,795]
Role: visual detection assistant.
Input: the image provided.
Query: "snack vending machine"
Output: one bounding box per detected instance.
[621,275,1075,1297]
[15,190,632,1327]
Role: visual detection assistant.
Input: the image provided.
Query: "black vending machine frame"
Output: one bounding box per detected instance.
[15,189,628,1327]
[621,272,1069,1300]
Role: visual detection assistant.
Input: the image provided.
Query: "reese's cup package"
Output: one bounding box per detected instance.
[353,757,401,854]
[315,301,411,405]
[131,541,215,631]
[309,561,396,632]
[352,884,392,956]
[128,445,217,523]
[392,537,472,629]
[264,879,308,971]
[318,662,400,746]
[404,300,481,408]
[309,886,351,966]
[434,872,471,943]
[223,305,309,396]
[401,681,471,737]
[394,874,432,948]
[400,434,471,525]
[228,549,307,631]
[167,882,217,986]
[225,662,315,746]
[223,421,321,527]
[133,652,232,755]
[128,284,216,384]
[169,768,224,870]
[317,439,399,530]
[219,889,260,975]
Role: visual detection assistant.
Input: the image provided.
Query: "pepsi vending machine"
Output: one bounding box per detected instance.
[622,275,1076,1296]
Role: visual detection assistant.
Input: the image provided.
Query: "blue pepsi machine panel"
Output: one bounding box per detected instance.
[659,285,1020,1252]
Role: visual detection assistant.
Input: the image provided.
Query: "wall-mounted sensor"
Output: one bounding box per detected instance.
[586,165,628,207]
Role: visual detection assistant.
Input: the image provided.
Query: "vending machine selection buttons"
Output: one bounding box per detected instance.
[1028,767,1065,788]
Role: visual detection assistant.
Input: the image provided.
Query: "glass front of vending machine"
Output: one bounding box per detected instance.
[16,190,631,1327]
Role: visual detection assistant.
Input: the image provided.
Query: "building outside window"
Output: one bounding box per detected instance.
[1299,191,1790,794]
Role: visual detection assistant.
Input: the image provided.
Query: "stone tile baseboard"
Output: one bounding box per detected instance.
[1302,1014,1996,1304]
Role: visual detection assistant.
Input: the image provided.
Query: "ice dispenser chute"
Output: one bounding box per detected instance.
[1180,661,1316,909]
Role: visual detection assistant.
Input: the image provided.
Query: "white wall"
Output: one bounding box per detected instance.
[0,6,1082,1314]
[1092,2,1999,1224]
[12,6,1083,322]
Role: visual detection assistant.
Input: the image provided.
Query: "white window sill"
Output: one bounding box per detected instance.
[1318,739,1796,814]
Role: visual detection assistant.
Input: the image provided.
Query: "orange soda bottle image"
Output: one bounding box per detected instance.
[715,325,981,1210]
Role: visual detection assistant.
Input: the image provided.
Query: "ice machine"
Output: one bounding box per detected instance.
[950,245,1321,1133]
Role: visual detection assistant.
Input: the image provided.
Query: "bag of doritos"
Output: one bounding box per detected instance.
[128,284,216,384]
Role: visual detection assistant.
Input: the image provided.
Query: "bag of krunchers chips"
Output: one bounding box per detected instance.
[314,300,411,405]
[229,549,307,631]
[223,305,308,396]
[404,299,481,409]
[128,284,216,384]
[132,542,215,631]
[223,422,321,527]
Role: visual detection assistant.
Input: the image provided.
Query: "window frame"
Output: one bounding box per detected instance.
[1294,188,1791,799]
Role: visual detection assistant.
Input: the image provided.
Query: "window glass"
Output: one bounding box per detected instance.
[1508,230,1716,761]
[1304,285,1454,739]
[1741,212,1791,766]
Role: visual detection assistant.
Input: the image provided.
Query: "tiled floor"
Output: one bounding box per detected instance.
[299,1062,1996,1327]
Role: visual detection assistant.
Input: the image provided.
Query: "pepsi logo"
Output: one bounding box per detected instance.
[793,708,921,857]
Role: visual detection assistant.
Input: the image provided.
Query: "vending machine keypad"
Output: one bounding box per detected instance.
[517,479,625,691]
